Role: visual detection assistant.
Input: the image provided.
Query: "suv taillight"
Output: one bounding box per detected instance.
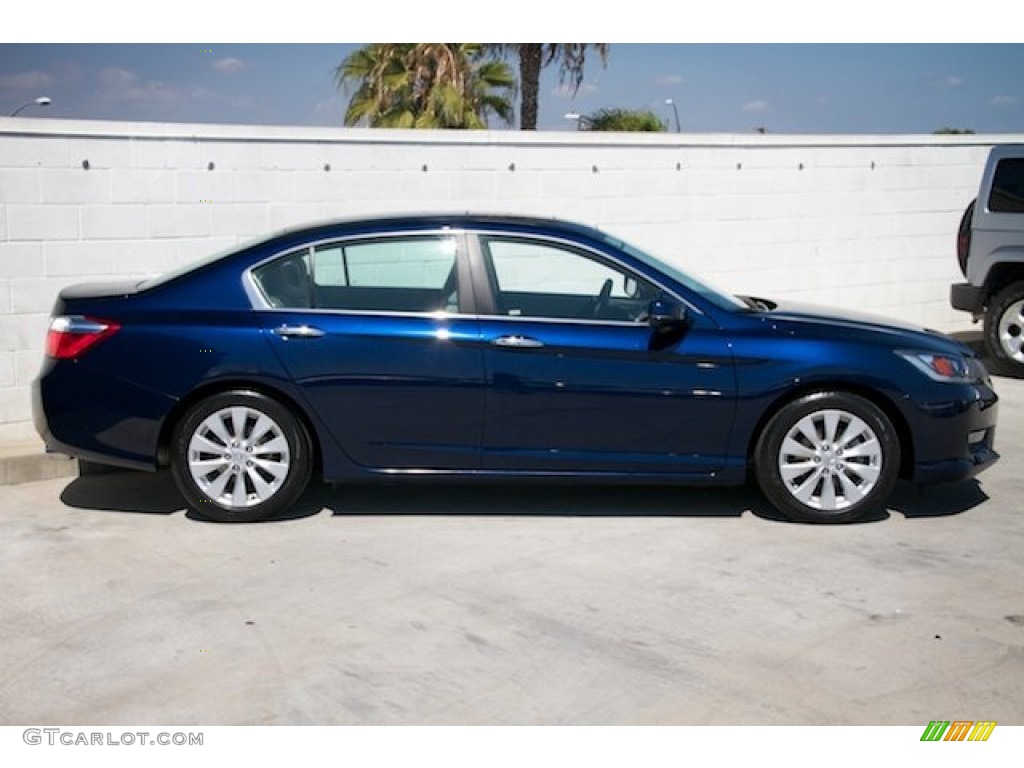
[957,199,975,277]
[45,316,121,359]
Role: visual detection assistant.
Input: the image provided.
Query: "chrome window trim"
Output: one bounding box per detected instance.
[242,225,706,329]
[467,227,707,321]
[244,229,466,313]
[247,304,646,328]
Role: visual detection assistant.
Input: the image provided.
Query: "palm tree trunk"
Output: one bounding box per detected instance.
[518,44,542,130]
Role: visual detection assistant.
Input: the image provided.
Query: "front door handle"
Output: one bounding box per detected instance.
[272,324,325,339]
[490,335,544,349]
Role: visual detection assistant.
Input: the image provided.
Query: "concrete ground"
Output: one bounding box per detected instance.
[2,362,1022,725]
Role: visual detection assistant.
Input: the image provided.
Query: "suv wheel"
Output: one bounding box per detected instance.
[984,280,1024,375]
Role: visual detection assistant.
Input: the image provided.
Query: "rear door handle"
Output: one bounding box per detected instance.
[490,335,544,349]
[272,324,325,339]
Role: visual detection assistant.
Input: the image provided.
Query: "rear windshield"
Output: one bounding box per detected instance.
[989,158,1024,213]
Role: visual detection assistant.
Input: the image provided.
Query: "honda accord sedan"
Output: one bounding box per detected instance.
[33,214,999,523]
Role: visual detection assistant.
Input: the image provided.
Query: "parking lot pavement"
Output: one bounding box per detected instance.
[1,374,1021,726]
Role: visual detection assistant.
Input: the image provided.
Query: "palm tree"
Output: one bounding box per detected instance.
[491,44,609,130]
[581,108,665,132]
[336,44,514,129]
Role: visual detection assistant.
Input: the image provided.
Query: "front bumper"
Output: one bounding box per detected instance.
[908,381,999,485]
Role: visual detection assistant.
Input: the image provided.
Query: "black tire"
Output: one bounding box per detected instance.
[754,391,901,524]
[170,390,313,522]
[983,281,1024,376]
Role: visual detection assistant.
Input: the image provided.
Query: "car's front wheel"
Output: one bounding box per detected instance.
[754,391,900,523]
[171,390,313,522]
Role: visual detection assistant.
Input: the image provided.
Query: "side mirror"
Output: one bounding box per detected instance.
[647,298,686,329]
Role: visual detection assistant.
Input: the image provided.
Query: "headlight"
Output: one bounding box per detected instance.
[896,350,976,383]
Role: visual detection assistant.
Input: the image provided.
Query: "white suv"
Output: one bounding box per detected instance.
[951,144,1024,375]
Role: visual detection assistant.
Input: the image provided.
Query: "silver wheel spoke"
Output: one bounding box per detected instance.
[190,457,229,473]
[191,434,227,456]
[781,437,816,459]
[846,462,881,483]
[253,435,289,457]
[231,474,248,507]
[246,466,277,499]
[795,417,822,447]
[251,456,289,481]
[780,461,816,482]
[819,476,837,509]
[250,414,276,444]
[841,437,880,459]
[229,407,248,440]
[836,470,866,503]
[204,416,232,446]
[822,411,841,443]
[791,471,824,504]
[836,415,868,448]
[204,468,232,500]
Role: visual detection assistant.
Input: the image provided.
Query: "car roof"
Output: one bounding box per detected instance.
[263,212,604,246]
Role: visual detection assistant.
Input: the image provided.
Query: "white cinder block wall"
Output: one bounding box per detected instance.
[2,118,1021,442]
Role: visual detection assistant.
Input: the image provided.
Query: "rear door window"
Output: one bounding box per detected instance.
[253,235,460,313]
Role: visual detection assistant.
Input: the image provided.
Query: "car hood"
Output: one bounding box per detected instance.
[749,298,967,352]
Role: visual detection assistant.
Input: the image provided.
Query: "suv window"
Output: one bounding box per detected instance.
[481,237,658,322]
[254,236,459,313]
[989,158,1024,213]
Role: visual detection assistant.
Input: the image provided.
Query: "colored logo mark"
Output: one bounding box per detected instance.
[920,720,996,742]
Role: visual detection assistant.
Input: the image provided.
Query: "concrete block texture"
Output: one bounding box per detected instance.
[6,204,79,240]
[1,119,1023,439]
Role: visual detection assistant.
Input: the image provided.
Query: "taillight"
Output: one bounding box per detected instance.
[45,316,121,359]
[956,200,975,278]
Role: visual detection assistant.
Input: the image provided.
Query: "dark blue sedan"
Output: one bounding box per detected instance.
[33,214,999,523]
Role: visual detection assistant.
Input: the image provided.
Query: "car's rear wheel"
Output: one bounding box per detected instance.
[754,391,900,523]
[171,390,313,522]
[984,281,1024,376]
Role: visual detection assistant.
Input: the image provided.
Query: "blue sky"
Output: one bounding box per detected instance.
[2,43,1022,134]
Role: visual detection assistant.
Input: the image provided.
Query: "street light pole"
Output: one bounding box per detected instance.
[665,99,680,133]
[10,96,52,117]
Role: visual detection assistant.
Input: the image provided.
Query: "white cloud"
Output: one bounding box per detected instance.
[742,99,768,112]
[551,80,599,99]
[945,75,964,87]
[992,95,1019,107]
[99,67,137,88]
[214,57,245,73]
[656,74,683,86]
[96,66,212,107]
[0,70,53,90]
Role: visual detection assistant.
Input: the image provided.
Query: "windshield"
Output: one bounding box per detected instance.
[599,232,748,311]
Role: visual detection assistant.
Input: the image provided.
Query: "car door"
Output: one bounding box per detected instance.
[252,231,485,471]
[471,233,737,476]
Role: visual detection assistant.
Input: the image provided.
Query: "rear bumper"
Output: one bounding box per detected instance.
[950,283,986,314]
[32,359,173,471]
